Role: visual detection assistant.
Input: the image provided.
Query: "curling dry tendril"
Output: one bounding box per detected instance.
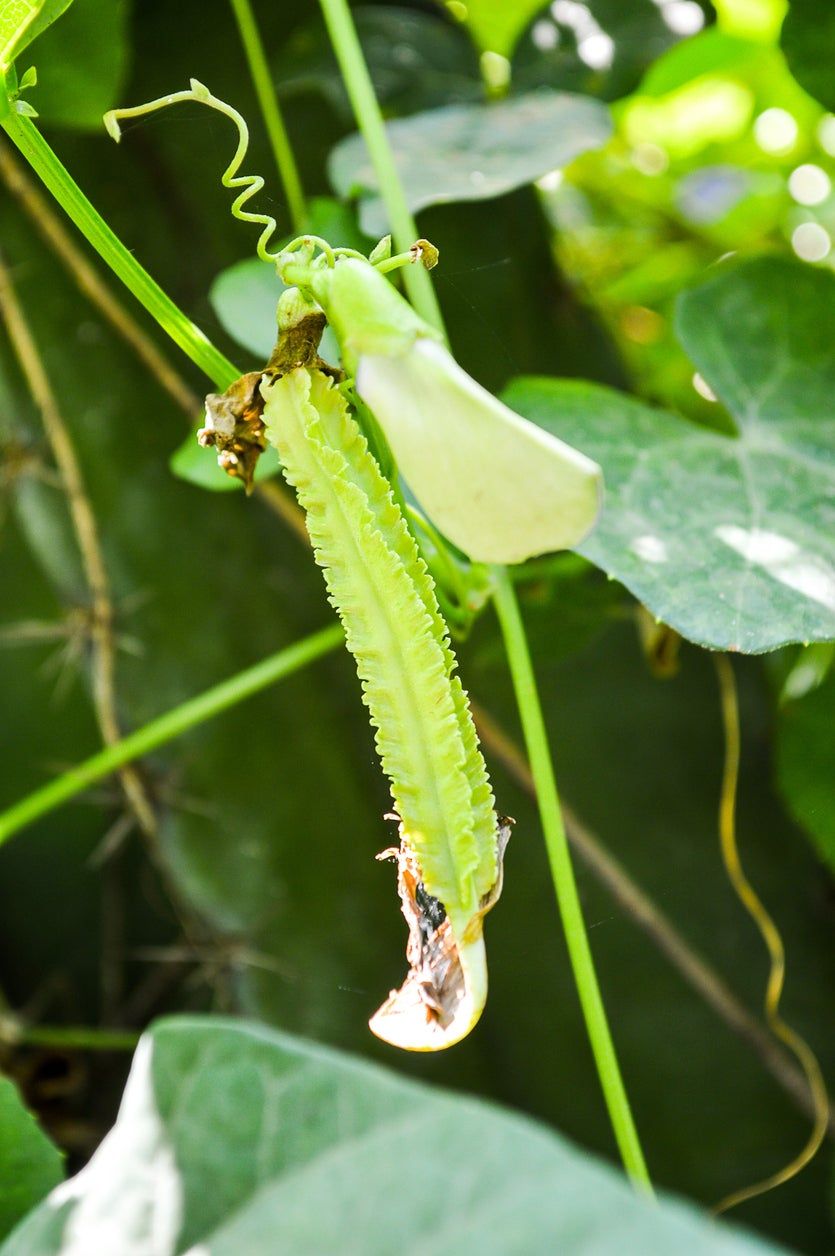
[713,654,829,1214]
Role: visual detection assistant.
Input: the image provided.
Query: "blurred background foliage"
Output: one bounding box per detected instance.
[0,0,834,1250]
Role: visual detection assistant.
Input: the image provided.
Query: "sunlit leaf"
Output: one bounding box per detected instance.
[3,1018,781,1254]
[638,27,759,96]
[329,91,612,235]
[0,1078,62,1241]
[27,0,130,129]
[441,0,551,57]
[0,0,73,71]
[503,257,835,652]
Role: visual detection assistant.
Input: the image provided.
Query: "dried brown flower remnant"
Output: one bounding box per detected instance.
[199,370,266,493]
[198,308,340,493]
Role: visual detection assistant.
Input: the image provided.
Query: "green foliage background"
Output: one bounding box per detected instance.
[0,0,834,1250]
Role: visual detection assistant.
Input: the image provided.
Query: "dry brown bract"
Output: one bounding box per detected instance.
[198,310,340,492]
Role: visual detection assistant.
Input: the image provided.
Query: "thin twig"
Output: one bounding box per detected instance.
[0,248,157,839]
[0,137,306,537]
[0,1016,139,1051]
[471,699,835,1139]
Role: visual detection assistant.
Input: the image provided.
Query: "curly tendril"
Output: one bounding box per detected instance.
[103,79,336,267]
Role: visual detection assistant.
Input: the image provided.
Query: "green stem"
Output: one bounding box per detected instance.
[0,111,239,390]
[317,0,445,338]
[2,1022,140,1051]
[0,624,342,847]
[492,569,653,1195]
[228,0,308,233]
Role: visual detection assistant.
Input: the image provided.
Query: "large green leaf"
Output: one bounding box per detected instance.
[328,91,612,236]
[0,0,73,71]
[776,669,835,871]
[0,1078,63,1241]
[3,1018,781,1254]
[27,0,130,129]
[781,0,835,110]
[503,257,835,653]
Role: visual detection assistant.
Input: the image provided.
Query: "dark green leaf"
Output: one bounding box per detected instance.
[276,6,481,120]
[781,0,835,111]
[512,0,714,102]
[0,1077,62,1240]
[328,91,612,236]
[502,258,835,652]
[3,1017,782,1254]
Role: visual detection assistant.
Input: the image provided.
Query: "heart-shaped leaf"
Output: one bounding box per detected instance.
[3,1017,781,1254]
[502,258,835,653]
[329,91,612,236]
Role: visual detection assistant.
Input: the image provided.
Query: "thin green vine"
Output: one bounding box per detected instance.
[228,0,308,233]
[313,0,651,1190]
[492,569,653,1194]
[0,110,238,390]
[317,0,445,336]
[0,624,342,847]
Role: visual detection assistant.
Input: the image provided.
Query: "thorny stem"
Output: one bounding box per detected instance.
[0,624,343,846]
[0,249,156,839]
[491,569,653,1195]
[0,111,239,390]
[228,0,307,233]
[317,0,445,337]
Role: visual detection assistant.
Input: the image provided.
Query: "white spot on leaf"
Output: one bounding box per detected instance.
[631,534,668,563]
[715,525,835,612]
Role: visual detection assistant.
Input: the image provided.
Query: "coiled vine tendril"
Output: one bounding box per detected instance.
[104,79,337,267]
